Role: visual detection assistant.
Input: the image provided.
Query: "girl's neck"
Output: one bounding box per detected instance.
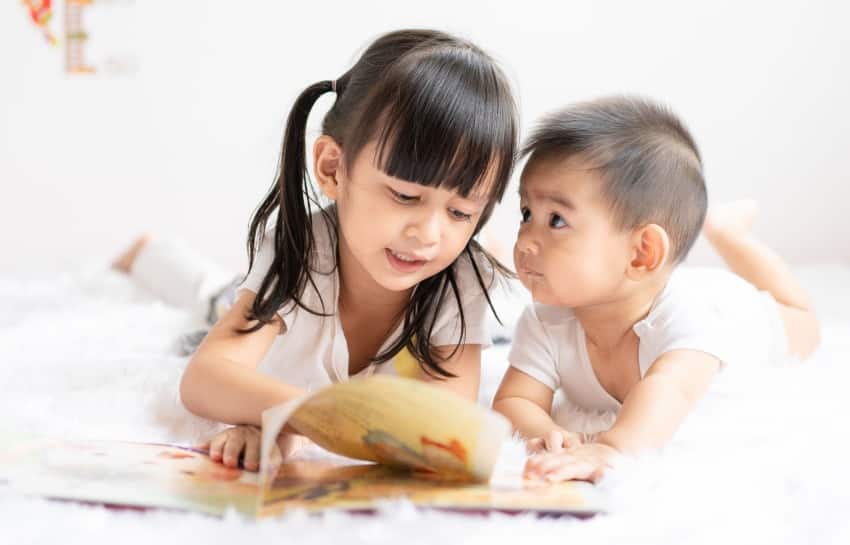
[573,276,667,352]
[336,234,411,319]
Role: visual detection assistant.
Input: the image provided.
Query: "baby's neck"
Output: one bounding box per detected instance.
[573,274,669,352]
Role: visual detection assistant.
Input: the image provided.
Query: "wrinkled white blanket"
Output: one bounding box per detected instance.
[1,265,849,545]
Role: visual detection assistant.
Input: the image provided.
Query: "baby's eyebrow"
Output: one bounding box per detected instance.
[518,188,576,210]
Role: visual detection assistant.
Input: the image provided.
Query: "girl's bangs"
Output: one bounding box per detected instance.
[364,51,516,200]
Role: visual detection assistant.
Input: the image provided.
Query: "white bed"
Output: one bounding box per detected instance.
[1,264,849,544]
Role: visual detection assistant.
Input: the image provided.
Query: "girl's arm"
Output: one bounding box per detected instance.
[179,291,305,427]
[596,349,720,452]
[419,344,482,401]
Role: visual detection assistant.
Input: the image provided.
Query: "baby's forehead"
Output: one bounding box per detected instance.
[519,155,606,200]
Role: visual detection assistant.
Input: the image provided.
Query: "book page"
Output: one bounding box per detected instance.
[259,376,511,487]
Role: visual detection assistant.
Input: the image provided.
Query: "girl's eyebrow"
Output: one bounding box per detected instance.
[463,192,488,205]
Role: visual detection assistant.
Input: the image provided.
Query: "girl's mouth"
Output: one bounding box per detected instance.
[385,248,428,273]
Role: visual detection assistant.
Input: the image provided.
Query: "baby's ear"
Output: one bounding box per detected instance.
[627,224,670,278]
[313,135,344,200]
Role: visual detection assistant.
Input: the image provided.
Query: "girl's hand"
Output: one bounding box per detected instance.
[524,442,619,483]
[525,428,584,454]
[198,425,310,472]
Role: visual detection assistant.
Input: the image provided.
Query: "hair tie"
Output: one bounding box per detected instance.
[331,80,337,93]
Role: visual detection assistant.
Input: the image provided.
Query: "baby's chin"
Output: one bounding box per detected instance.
[525,284,580,308]
[523,283,559,307]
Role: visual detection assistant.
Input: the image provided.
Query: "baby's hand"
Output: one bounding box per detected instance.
[198,426,310,472]
[525,428,584,454]
[524,442,618,483]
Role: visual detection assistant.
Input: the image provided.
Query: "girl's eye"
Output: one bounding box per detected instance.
[449,208,472,222]
[549,213,568,229]
[520,207,531,223]
[390,189,418,204]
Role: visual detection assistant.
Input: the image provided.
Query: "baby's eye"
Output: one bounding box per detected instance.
[520,207,531,223]
[449,208,472,222]
[549,213,568,229]
[390,189,418,204]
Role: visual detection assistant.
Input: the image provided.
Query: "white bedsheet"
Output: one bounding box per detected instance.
[1,264,849,545]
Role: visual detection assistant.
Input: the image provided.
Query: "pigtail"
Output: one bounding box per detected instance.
[241,80,335,331]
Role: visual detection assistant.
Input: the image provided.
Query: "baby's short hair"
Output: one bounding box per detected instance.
[522,96,707,264]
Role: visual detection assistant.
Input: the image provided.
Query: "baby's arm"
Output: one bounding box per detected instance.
[525,349,720,482]
[179,290,305,427]
[493,368,579,448]
[596,349,720,452]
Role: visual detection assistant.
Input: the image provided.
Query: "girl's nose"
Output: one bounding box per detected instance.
[405,210,440,246]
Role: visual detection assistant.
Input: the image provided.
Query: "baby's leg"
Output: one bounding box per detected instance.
[703,200,820,358]
[111,234,151,274]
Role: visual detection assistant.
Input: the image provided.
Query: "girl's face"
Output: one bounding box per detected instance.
[332,141,492,293]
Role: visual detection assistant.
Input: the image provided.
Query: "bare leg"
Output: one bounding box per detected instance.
[111,234,151,273]
[702,200,820,358]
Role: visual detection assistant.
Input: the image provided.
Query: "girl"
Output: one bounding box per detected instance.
[174,29,518,470]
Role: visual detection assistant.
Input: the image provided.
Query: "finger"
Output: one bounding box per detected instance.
[524,452,548,473]
[195,440,210,451]
[523,460,543,480]
[563,433,582,451]
[526,437,545,454]
[222,435,245,468]
[545,431,565,453]
[208,433,227,462]
[524,453,562,479]
[544,461,598,483]
[269,442,283,468]
[276,434,296,459]
[524,455,568,480]
[243,436,260,472]
[535,454,572,476]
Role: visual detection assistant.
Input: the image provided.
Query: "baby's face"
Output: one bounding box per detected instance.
[514,156,634,308]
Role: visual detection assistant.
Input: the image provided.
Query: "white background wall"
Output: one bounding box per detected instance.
[2,0,848,274]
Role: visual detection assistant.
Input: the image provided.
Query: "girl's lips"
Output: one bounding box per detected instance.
[385,248,427,273]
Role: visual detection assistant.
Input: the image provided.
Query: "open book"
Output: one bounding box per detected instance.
[0,376,604,516]
[258,375,509,484]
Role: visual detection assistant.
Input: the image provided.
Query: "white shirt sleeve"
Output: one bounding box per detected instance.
[430,251,494,349]
[507,305,560,391]
[640,277,733,369]
[237,232,276,295]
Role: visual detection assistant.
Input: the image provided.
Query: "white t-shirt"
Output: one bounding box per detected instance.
[238,210,495,390]
[508,267,787,412]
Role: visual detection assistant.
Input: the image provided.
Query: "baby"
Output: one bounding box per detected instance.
[493,96,820,482]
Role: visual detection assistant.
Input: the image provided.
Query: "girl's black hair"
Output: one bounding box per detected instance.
[242,29,518,377]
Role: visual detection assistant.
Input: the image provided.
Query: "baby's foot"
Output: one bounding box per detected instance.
[702,200,758,243]
[111,234,151,274]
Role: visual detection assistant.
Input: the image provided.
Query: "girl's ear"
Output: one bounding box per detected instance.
[313,135,344,201]
[626,223,670,279]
